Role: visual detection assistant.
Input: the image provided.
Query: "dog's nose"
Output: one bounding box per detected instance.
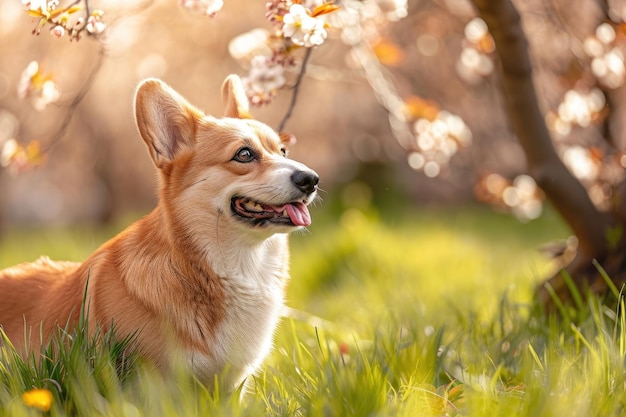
[291,170,319,194]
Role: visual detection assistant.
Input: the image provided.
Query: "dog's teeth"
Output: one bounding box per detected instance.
[282,209,288,217]
[241,199,266,213]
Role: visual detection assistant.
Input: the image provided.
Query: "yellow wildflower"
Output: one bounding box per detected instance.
[22,388,53,412]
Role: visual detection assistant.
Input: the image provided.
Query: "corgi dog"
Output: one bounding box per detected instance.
[0,75,318,388]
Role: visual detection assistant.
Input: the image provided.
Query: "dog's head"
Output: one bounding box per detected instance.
[134,75,318,239]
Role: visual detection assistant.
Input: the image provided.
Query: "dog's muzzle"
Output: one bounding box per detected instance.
[230,168,319,228]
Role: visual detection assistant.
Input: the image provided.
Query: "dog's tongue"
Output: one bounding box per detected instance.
[284,202,311,227]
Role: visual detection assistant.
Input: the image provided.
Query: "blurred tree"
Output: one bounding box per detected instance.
[471,0,626,305]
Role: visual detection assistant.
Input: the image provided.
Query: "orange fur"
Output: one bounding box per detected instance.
[0,75,318,388]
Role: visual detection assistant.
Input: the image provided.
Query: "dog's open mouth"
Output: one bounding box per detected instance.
[231,197,311,227]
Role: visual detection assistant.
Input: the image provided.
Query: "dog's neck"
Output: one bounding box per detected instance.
[151,203,290,289]
[93,204,290,320]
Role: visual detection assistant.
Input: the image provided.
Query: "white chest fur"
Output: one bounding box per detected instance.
[188,234,289,387]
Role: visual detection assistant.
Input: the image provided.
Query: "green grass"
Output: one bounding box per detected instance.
[2,205,625,416]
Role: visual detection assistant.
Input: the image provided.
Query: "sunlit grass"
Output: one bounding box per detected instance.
[3,206,626,416]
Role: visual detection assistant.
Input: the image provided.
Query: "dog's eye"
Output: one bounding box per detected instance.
[233,147,256,163]
[280,147,288,157]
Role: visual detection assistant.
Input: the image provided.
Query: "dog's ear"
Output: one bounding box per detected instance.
[222,75,251,119]
[134,79,202,169]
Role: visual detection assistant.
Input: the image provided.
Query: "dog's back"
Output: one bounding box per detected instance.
[0,257,83,351]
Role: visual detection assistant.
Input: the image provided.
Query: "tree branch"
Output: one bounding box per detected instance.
[277,47,313,133]
[42,44,106,153]
[470,0,612,259]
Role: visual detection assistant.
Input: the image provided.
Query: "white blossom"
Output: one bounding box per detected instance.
[282,4,328,47]
[244,56,286,94]
[179,0,223,17]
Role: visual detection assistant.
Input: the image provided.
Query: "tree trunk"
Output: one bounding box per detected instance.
[470,0,620,305]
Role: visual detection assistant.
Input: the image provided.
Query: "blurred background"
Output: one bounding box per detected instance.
[0,0,624,230]
[3,4,626,413]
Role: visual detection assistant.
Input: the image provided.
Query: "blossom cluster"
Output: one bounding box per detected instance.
[405,102,472,178]
[227,1,338,105]
[545,87,605,137]
[544,86,622,207]
[475,173,543,221]
[0,60,55,174]
[457,17,495,84]
[562,145,601,182]
[583,22,625,89]
[265,1,337,47]
[548,19,626,209]
[17,61,60,112]
[22,0,107,40]
[1,138,44,176]
[560,145,625,209]
[281,3,330,47]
